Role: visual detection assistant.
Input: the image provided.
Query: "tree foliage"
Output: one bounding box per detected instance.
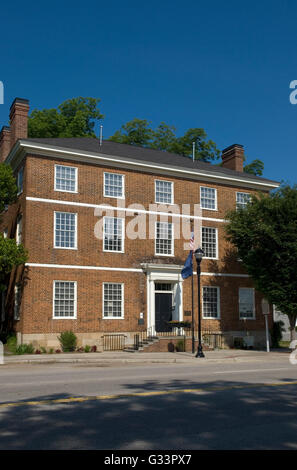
[109,118,220,162]
[0,163,28,291]
[243,159,264,176]
[28,97,103,138]
[225,185,297,340]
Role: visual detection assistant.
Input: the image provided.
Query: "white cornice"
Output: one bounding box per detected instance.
[7,140,280,191]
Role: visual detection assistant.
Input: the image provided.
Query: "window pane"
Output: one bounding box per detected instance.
[55,212,76,248]
[156,222,173,255]
[203,287,219,318]
[201,187,216,210]
[104,173,124,198]
[104,217,123,251]
[55,165,77,192]
[155,181,173,204]
[239,288,254,318]
[236,192,251,210]
[54,281,76,318]
[202,227,217,258]
[103,283,123,317]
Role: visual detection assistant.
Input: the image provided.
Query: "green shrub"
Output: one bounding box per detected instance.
[15,343,34,355]
[57,331,77,352]
[40,347,47,354]
[6,335,17,354]
[49,348,54,354]
[175,339,185,352]
[84,345,91,353]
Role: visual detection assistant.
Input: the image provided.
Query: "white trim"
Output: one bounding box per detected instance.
[202,286,220,319]
[26,196,226,223]
[155,180,174,205]
[103,172,125,199]
[25,262,250,277]
[102,282,124,319]
[10,141,279,190]
[54,211,77,250]
[54,164,78,194]
[53,280,77,319]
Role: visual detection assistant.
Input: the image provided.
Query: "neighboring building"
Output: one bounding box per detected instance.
[0,98,280,350]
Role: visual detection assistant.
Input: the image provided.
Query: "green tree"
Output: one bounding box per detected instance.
[243,159,264,176]
[0,164,28,291]
[225,185,297,341]
[109,119,220,162]
[28,97,103,138]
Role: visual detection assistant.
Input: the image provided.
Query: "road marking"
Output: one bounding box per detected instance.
[1,380,297,409]
[213,367,294,374]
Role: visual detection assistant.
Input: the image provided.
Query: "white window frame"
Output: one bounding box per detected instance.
[103,172,125,199]
[103,216,125,253]
[14,285,21,321]
[102,283,124,319]
[155,221,174,257]
[155,180,174,205]
[236,192,251,210]
[54,212,77,250]
[16,214,23,245]
[53,281,77,319]
[200,186,217,211]
[239,287,256,320]
[17,167,24,196]
[202,286,220,319]
[54,165,78,193]
[201,226,218,260]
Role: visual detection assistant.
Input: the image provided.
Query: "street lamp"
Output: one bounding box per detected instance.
[194,247,205,358]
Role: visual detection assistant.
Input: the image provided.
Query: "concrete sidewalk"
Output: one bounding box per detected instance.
[2,348,291,366]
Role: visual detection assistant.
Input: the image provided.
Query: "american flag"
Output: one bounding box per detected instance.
[189,232,194,251]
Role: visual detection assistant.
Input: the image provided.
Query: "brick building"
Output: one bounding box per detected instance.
[0,98,279,351]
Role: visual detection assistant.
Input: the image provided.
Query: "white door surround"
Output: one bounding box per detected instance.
[141,263,184,333]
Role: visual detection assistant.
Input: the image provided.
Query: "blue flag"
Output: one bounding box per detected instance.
[181,251,193,279]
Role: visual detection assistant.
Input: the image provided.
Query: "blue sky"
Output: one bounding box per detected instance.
[0,0,296,184]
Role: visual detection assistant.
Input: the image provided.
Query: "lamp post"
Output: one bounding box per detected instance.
[194,247,205,358]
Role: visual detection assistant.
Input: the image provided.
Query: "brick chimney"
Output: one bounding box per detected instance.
[0,126,11,163]
[9,98,29,148]
[221,144,244,172]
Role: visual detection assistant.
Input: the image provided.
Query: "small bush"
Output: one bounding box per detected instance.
[40,347,47,354]
[49,348,54,354]
[175,340,185,352]
[35,349,42,354]
[15,343,34,355]
[57,331,77,352]
[55,349,61,354]
[91,345,97,352]
[84,345,91,353]
[6,335,17,354]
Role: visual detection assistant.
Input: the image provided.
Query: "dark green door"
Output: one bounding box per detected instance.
[155,293,172,332]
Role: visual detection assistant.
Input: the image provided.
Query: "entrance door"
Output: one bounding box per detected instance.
[155,292,172,332]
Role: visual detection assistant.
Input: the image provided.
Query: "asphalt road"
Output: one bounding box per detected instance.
[0,357,297,450]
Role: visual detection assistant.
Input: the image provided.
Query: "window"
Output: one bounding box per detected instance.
[104,173,124,198]
[203,287,220,318]
[103,283,124,318]
[53,281,77,318]
[155,221,173,255]
[54,212,77,249]
[103,217,124,252]
[239,288,255,319]
[200,187,217,210]
[236,192,251,210]
[202,227,217,259]
[55,165,77,192]
[16,215,23,245]
[3,229,8,239]
[17,167,24,195]
[14,285,21,320]
[155,180,173,204]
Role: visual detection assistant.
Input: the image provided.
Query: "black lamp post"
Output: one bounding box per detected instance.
[194,247,205,358]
